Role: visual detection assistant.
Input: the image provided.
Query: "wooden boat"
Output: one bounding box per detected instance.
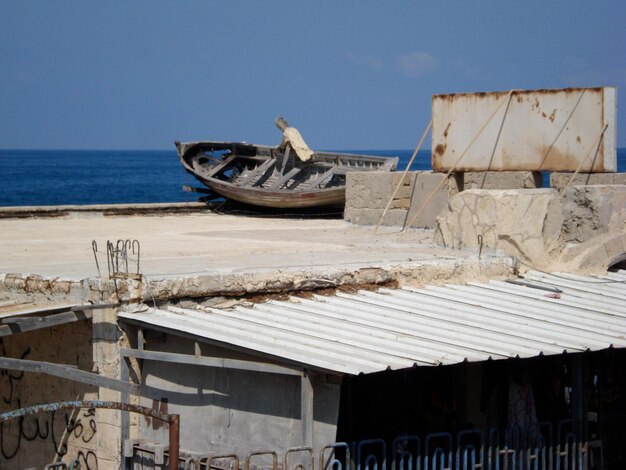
[175,141,398,209]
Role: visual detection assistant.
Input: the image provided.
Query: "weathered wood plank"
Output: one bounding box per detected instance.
[268,167,301,190]
[0,310,94,337]
[279,146,291,175]
[0,357,138,393]
[206,154,238,178]
[299,168,336,190]
[121,348,302,376]
[235,158,276,186]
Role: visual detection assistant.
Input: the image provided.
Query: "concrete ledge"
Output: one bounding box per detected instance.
[0,202,210,219]
[0,256,515,305]
[550,172,626,189]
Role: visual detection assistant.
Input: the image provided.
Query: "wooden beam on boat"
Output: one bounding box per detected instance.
[279,146,291,175]
[268,167,301,190]
[236,158,276,187]
[299,167,337,191]
[206,154,238,178]
[249,159,277,187]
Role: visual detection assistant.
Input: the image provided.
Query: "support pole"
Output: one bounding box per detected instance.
[120,353,131,470]
[301,371,314,447]
[571,354,585,439]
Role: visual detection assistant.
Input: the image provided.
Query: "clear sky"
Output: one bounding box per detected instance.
[1,1,624,150]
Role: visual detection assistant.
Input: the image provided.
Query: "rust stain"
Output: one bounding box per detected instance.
[443,122,451,138]
[577,136,582,143]
[549,109,556,123]
[535,144,603,172]
[542,112,547,118]
[433,144,607,172]
[433,86,603,101]
[434,143,447,156]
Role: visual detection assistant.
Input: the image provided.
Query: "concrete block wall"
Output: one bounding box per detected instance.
[550,172,626,189]
[345,172,449,229]
[345,170,543,229]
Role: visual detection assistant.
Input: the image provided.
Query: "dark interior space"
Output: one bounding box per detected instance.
[336,349,626,469]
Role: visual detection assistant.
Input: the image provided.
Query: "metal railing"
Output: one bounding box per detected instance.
[127,420,593,470]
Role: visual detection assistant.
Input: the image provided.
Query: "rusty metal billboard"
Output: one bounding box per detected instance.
[432,87,617,172]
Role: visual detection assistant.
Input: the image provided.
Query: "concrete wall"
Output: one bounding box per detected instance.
[436,188,564,265]
[345,171,542,229]
[135,334,341,457]
[435,185,626,273]
[345,172,448,229]
[561,185,626,244]
[0,320,99,469]
[550,172,626,189]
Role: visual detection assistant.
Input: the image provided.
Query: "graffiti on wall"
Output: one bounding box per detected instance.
[0,341,99,469]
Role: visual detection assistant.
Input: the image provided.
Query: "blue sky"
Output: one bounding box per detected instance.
[1,1,624,150]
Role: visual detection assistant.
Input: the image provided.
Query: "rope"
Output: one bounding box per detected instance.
[401,89,517,232]
[534,89,587,173]
[480,91,515,188]
[564,124,609,189]
[374,119,432,233]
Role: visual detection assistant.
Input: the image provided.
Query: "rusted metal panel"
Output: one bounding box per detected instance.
[432,87,617,172]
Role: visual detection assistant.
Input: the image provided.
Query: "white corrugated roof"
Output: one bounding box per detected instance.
[118,270,626,376]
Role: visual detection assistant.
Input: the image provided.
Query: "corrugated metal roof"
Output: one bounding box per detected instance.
[118,270,626,376]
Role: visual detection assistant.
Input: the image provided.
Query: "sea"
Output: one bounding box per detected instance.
[0,148,625,207]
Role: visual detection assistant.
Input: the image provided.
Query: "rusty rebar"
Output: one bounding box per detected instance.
[169,414,180,470]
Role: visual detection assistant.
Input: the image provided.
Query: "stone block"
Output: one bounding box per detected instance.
[345,171,450,229]
[392,172,415,186]
[392,197,412,209]
[346,171,440,210]
[561,185,626,243]
[346,172,399,210]
[551,172,626,189]
[405,172,450,228]
[436,189,564,267]
[450,171,542,193]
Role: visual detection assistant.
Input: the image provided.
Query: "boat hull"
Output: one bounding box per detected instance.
[175,141,398,209]
[193,176,345,208]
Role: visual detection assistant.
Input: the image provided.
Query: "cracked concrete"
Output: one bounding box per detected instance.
[0,210,514,305]
[435,185,626,273]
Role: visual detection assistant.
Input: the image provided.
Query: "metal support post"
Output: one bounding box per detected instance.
[301,370,314,448]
